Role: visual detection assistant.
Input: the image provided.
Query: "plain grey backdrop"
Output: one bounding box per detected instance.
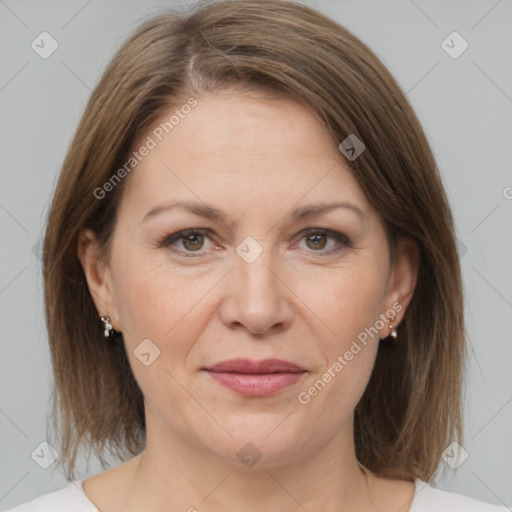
[1,0,511,509]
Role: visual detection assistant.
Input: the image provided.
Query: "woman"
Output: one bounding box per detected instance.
[7,0,508,511]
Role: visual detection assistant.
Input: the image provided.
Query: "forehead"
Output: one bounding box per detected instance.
[120,92,375,224]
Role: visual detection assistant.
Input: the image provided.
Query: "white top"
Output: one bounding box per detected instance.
[5,478,510,511]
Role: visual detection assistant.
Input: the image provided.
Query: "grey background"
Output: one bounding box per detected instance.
[1,0,511,509]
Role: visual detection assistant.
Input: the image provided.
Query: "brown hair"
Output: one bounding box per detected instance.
[43,0,465,482]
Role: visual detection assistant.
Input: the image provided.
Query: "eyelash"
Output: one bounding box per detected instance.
[158,228,352,258]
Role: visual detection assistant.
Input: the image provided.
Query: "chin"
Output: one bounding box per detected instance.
[201,414,312,469]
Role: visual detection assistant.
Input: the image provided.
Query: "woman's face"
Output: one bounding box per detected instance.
[80,90,417,467]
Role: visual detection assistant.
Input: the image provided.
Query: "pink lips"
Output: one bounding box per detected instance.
[203,358,307,397]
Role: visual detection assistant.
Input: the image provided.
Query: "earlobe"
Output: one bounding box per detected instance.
[77,228,117,326]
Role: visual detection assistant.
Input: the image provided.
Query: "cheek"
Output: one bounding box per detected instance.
[110,259,215,411]
[292,255,387,404]
[294,267,385,420]
[295,256,388,347]
[111,249,219,361]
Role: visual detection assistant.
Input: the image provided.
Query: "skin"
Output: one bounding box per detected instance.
[78,90,419,512]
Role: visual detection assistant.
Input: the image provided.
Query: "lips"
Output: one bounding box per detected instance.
[204,358,305,374]
[203,358,307,397]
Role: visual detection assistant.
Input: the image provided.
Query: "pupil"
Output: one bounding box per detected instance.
[308,234,326,250]
[184,234,203,250]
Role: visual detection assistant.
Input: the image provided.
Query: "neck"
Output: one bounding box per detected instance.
[122,414,375,512]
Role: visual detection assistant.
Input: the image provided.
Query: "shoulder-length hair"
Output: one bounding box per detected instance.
[43,0,465,481]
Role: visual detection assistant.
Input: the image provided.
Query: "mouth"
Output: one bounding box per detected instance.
[202,358,307,397]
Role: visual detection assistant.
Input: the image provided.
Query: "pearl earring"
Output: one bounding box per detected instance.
[389,325,397,340]
[100,316,113,337]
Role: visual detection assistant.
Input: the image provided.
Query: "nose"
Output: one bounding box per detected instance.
[218,245,295,336]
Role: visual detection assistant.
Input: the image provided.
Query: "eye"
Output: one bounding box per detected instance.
[160,228,217,257]
[294,228,351,255]
[159,227,351,258]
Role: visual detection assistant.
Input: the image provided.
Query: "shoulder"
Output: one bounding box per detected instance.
[411,479,510,512]
[4,481,98,512]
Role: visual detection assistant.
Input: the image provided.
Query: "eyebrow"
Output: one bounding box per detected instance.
[141,199,366,225]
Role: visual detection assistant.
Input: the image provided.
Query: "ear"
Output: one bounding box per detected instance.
[381,235,419,335]
[77,228,121,331]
